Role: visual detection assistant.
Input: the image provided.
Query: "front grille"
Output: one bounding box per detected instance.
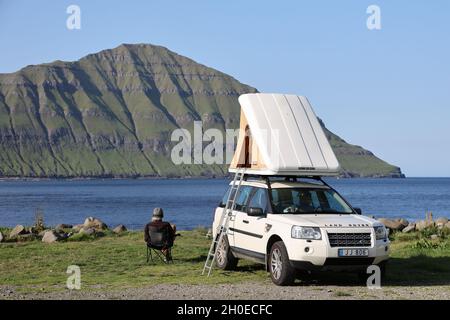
[327,232,371,247]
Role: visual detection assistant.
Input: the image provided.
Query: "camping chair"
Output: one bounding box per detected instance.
[146,225,174,264]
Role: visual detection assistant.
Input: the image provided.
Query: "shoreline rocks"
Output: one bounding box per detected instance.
[377,215,450,239]
[79,227,96,236]
[83,217,108,231]
[377,218,409,232]
[9,225,27,238]
[416,220,435,231]
[402,223,416,233]
[42,230,60,243]
[72,224,84,232]
[42,230,69,243]
[1,217,123,244]
[113,225,127,234]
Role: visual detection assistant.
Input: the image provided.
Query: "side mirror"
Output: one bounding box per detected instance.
[247,207,264,216]
[354,207,362,215]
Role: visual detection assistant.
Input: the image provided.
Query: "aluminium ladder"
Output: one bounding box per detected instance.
[202,168,246,276]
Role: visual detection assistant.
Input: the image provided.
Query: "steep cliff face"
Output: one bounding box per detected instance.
[0,43,403,178]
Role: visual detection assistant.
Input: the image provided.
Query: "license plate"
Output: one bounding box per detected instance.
[338,248,369,257]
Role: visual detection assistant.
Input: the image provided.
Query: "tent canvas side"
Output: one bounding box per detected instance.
[229,93,340,176]
[229,109,267,170]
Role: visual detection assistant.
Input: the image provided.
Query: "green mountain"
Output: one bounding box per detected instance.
[0,43,403,178]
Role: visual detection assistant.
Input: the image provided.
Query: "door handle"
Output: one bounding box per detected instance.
[243,220,249,224]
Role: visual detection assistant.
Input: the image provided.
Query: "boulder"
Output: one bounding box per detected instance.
[83,217,108,230]
[42,230,60,243]
[79,227,96,236]
[378,218,406,231]
[445,221,450,230]
[416,220,435,231]
[399,219,409,229]
[113,225,127,234]
[0,231,3,243]
[72,224,84,232]
[430,234,439,240]
[436,217,449,229]
[38,229,51,237]
[9,225,27,238]
[55,224,73,231]
[402,223,416,233]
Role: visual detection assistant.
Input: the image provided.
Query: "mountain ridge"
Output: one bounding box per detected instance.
[0,43,403,178]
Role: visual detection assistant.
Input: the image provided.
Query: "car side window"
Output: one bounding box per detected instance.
[248,187,268,214]
[219,187,231,207]
[234,186,252,212]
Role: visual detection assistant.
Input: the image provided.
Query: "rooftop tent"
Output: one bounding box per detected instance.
[229,93,340,176]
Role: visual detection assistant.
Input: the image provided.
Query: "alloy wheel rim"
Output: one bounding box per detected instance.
[216,239,226,265]
[271,248,282,280]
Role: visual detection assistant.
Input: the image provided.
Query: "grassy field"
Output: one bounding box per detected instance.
[0,228,449,295]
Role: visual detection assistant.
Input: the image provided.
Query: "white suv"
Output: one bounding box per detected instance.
[212,176,389,286]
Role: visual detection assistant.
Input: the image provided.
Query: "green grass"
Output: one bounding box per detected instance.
[0,230,449,294]
[0,229,268,294]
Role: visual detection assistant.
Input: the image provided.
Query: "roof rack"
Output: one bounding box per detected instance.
[242,174,330,189]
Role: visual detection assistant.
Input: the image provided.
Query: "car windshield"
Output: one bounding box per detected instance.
[270,188,353,214]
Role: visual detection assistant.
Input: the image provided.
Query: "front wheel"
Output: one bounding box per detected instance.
[269,241,296,286]
[215,235,238,270]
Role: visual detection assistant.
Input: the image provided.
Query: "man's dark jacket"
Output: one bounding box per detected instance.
[144,220,175,246]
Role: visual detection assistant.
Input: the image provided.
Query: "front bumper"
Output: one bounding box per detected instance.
[285,227,390,270]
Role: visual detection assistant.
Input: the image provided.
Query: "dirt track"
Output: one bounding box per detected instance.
[2,282,449,300]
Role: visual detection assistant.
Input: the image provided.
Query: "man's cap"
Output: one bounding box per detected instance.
[153,207,164,218]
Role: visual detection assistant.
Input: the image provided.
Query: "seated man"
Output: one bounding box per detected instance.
[144,208,177,260]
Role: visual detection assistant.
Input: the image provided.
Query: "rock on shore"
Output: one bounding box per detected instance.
[9,225,27,238]
[113,225,127,234]
[377,218,409,231]
[377,215,450,234]
[0,217,122,244]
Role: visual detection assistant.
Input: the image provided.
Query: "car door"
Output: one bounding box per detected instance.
[233,187,269,256]
[227,185,253,248]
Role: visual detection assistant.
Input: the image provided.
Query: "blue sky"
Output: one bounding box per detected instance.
[0,0,449,177]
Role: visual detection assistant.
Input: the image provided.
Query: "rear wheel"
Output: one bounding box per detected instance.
[269,241,296,286]
[215,235,238,270]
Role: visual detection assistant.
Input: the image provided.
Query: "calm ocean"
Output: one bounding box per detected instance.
[0,178,448,230]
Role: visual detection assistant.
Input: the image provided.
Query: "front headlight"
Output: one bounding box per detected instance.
[374,225,387,240]
[291,226,322,240]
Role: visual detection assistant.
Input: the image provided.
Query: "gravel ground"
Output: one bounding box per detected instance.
[1,283,449,300]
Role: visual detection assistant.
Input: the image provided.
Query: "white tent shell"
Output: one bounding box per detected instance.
[229,93,340,176]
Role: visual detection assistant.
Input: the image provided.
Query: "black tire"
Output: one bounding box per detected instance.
[269,241,296,286]
[215,235,238,270]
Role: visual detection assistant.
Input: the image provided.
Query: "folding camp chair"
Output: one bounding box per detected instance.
[146,225,174,264]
